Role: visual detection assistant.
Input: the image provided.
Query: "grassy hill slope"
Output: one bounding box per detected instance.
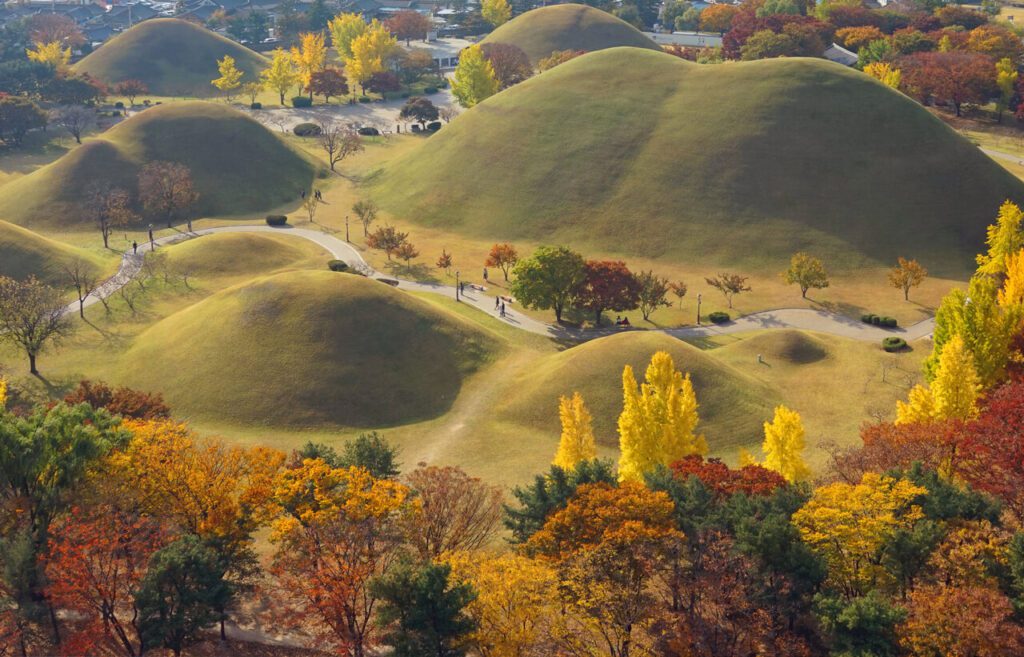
[165,232,324,278]
[0,220,104,284]
[480,4,661,63]
[373,49,1024,277]
[497,331,779,453]
[74,19,267,97]
[117,270,502,428]
[0,102,319,229]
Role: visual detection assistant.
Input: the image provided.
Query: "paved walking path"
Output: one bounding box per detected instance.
[70,224,936,343]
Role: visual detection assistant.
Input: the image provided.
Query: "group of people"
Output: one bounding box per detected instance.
[300,189,324,201]
[615,316,631,327]
[494,296,507,318]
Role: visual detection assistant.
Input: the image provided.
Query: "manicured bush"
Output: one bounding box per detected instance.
[871,315,882,326]
[358,96,371,103]
[427,121,442,131]
[708,311,730,324]
[881,316,898,328]
[293,122,322,137]
[423,86,438,94]
[327,259,349,272]
[357,127,380,136]
[251,102,262,110]
[882,336,907,352]
[265,215,288,226]
[291,96,313,108]
[861,314,877,324]
[114,101,124,109]
[411,124,422,133]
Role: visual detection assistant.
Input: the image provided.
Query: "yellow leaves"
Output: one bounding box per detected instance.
[0,377,6,409]
[261,47,301,100]
[291,32,327,89]
[864,62,901,89]
[343,22,396,86]
[998,248,1024,309]
[888,257,927,301]
[444,551,560,657]
[897,335,979,424]
[112,419,285,542]
[269,459,414,542]
[553,392,596,470]
[26,40,70,69]
[329,12,369,60]
[451,44,499,108]
[761,405,810,483]
[617,351,706,482]
[793,472,927,595]
[211,54,243,93]
[481,0,512,27]
[976,200,1024,277]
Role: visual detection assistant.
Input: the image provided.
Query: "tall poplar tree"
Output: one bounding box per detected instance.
[553,392,596,470]
[451,45,498,108]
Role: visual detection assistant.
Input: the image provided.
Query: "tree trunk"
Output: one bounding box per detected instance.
[904,287,910,301]
[28,351,38,376]
[79,299,85,318]
[280,91,285,104]
[48,602,61,645]
[595,308,602,326]
[802,287,807,299]
[555,304,563,322]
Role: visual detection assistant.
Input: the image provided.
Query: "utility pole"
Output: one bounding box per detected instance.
[696,293,702,326]
[345,215,349,243]
[455,270,460,302]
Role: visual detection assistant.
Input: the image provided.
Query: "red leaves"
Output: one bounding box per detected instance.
[669,455,787,498]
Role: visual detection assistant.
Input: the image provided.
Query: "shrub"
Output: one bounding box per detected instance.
[411,124,422,133]
[265,215,288,226]
[871,315,882,326]
[327,259,349,272]
[881,316,898,328]
[251,102,262,110]
[427,121,442,131]
[423,86,438,94]
[358,96,372,103]
[882,336,907,352]
[114,101,124,109]
[401,91,411,99]
[708,311,730,324]
[291,96,313,108]
[293,122,322,136]
[357,126,380,136]
[861,313,877,324]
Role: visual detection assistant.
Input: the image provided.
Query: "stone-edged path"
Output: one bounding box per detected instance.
[70,224,936,343]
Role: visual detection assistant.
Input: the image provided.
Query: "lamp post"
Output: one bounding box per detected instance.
[696,293,702,326]
[455,270,460,302]
[345,215,350,243]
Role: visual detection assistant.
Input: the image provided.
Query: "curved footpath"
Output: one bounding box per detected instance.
[69,225,937,343]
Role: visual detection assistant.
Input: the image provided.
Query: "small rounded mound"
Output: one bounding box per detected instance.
[498,332,778,452]
[0,102,319,229]
[164,233,319,278]
[0,219,104,285]
[480,4,661,63]
[119,271,501,428]
[74,19,267,97]
[740,330,831,365]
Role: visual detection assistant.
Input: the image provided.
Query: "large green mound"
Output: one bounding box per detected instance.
[0,220,103,285]
[479,4,660,63]
[74,19,267,97]
[373,49,1024,277]
[118,270,502,428]
[165,233,325,279]
[0,102,319,229]
[497,332,778,453]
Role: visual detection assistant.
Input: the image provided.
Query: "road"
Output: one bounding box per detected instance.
[242,89,456,134]
[69,224,936,342]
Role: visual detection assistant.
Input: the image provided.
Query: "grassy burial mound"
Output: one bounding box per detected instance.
[479,4,661,63]
[118,270,502,429]
[0,220,104,285]
[0,102,319,229]
[497,331,779,454]
[373,48,1024,277]
[74,18,267,97]
[164,232,327,280]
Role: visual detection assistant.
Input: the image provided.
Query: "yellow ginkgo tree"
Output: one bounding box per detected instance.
[212,55,244,101]
[761,405,811,483]
[553,392,596,470]
[26,40,70,70]
[897,334,981,424]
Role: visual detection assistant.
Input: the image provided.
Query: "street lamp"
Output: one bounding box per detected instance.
[696,293,702,326]
[345,215,350,243]
[455,270,461,302]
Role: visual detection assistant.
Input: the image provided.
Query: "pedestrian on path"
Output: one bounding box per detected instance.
[483,267,488,282]
[301,189,306,199]
[495,296,500,310]
[132,241,137,254]
[500,302,506,317]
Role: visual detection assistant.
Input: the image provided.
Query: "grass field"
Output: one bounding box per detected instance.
[74,19,268,97]
[480,4,661,63]
[372,48,1024,281]
[0,219,109,284]
[0,101,323,230]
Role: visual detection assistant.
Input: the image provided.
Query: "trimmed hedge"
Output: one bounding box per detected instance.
[708,311,730,324]
[882,336,908,352]
[251,102,262,110]
[327,259,349,272]
[291,96,312,108]
[293,122,322,137]
[862,314,898,328]
[427,121,442,131]
[358,96,371,103]
[265,215,288,226]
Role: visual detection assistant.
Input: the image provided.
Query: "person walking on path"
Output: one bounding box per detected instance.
[483,268,488,282]
[132,241,138,254]
[495,296,500,310]
[500,302,506,318]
